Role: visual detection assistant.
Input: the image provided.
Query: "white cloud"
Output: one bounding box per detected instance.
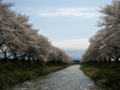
[62,49,86,58]
[51,38,90,58]
[23,7,100,19]
[38,29,49,36]
[38,12,99,18]
[58,7,93,12]
[51,38,90,50]
[21,12,34,16]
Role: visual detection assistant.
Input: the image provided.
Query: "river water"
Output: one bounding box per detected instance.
[5,65,106,90]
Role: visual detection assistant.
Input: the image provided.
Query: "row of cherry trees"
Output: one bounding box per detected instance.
[80,0,120,63]
[0,0,73,64]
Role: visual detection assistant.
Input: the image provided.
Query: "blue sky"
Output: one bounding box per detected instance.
[3,0,112,58]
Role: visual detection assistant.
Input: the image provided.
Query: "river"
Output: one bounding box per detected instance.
[5,65,106,90]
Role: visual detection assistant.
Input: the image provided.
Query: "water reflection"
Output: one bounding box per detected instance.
[5,65,106,90]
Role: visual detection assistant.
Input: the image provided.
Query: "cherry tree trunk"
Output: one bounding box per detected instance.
[32,56,35,62]
[115,58,119,63]
[22,58,25,63]
[21,56,26,63]
[109,58,111,63]
[37,58,39,62]
[4,53,7,62]
[14,57,18,63]
[104,58,107,62]
[99,60,102,63]
[28,56,31,63]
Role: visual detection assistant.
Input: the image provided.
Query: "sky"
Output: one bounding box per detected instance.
[3,0,112,59]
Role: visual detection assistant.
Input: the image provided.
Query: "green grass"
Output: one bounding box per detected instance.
[0,59,69,89]
[80,62,120,90]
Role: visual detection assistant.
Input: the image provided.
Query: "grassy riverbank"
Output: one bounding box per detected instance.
[80,62,120,90]
[0,59,69,89]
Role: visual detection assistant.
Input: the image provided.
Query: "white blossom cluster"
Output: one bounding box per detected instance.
[0,0,73,64]
[80,0,120,63]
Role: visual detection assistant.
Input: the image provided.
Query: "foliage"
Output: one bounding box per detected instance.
[0,59,69,89]
[80,0,120,63]
[80,62,120,90]
[0,0,73,64]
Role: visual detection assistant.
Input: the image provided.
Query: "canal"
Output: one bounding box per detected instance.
[5,65,106,90]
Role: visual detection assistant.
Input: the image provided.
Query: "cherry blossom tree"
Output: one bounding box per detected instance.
[0,0,73,64]
[80,0,120,63]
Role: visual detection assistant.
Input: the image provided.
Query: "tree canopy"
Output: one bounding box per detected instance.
[0,0,73,64]
[80,0,120,63]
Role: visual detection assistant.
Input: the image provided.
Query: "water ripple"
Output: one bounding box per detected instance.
[5,65,106,90]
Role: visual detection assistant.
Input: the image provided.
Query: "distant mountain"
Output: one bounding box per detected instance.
[72,58,81,61]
